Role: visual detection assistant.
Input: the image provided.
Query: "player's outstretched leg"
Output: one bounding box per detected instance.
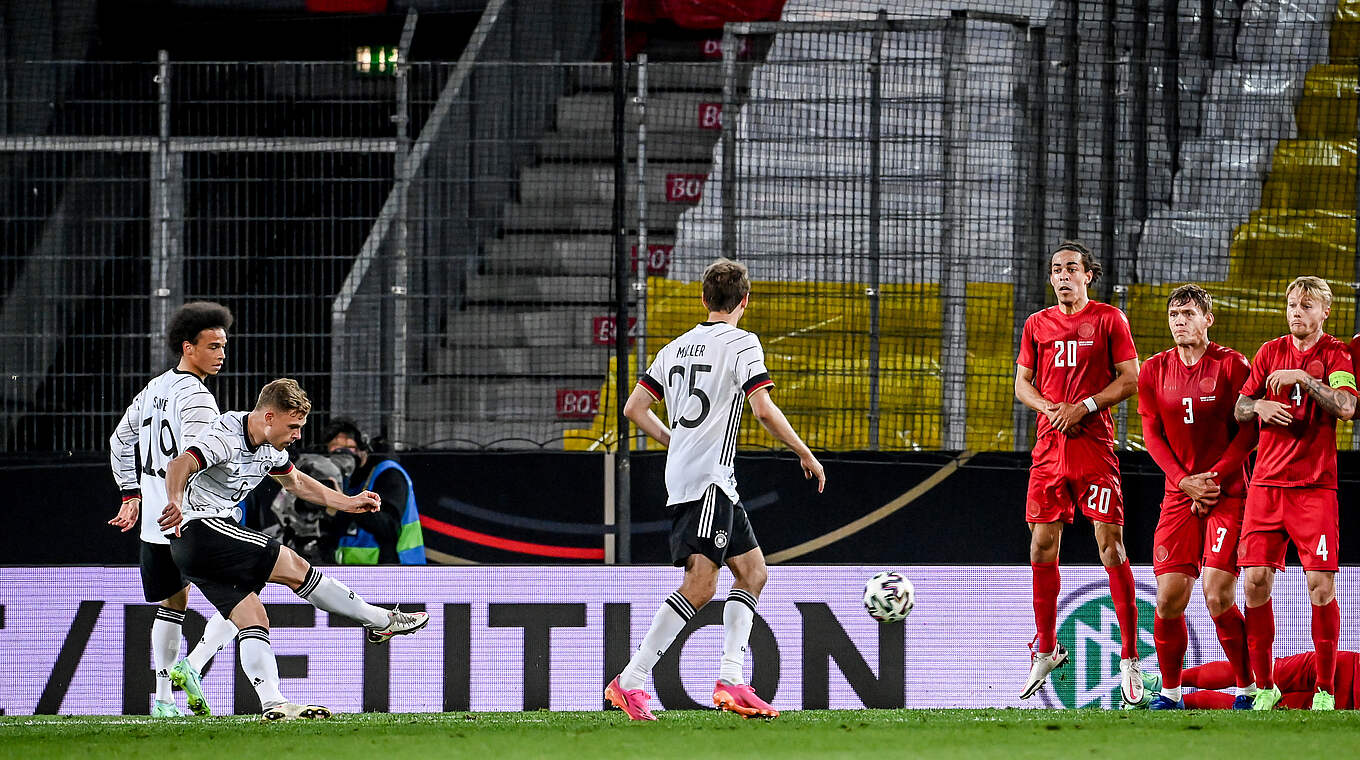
[291,565,428,643]
[170,611,237,716]
[606,591,698,720]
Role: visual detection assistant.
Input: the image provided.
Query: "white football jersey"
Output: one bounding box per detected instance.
[639,321,773,505]
[182,412,293,525]
[109,369,220,543]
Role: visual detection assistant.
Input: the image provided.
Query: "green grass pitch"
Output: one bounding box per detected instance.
[3,709,1359,759]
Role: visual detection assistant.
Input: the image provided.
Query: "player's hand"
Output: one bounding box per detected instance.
[159,499,184,537]
[342,490,382,513]
[1050,402,1088,433]
[108,497,140,532]
[1178,471,1220,506]
[1266,369,1310,395]
[1190,500,1214,517]
[1254,398,1294,426]
[800,453,825,493]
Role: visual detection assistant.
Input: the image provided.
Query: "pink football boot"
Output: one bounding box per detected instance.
[605,676,657,721]
[713,681,779,719]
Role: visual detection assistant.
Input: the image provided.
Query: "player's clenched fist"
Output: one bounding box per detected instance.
[342,489,381,513]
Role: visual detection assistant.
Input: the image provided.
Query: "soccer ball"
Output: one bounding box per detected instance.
[863,571,914,623]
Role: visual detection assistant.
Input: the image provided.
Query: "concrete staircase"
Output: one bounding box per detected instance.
[410,42,727,449]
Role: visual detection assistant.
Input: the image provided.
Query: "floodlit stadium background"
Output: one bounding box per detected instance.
[2,0,1358,715]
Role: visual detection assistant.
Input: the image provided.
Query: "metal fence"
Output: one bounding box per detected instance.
[2,0,1358,454]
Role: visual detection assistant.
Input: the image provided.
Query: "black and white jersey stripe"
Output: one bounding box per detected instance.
[108,368,220,544]
[640,323,774,506]
[182,412,292,525]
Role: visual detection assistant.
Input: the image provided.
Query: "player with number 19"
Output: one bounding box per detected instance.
[1015,242,1143,705]
[1233,276,1356,711]
[1137,285,1257,710]
[107,301,240,717]
[604,258,825,721]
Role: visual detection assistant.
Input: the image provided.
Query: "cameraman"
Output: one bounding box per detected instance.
[267,449,357,564]
[322,419,427,565]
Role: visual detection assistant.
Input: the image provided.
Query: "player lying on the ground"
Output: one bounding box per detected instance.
[161,379,429,721]
[1135,651,1358,709]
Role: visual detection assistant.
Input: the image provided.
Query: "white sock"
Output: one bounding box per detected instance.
[1161,685,1183,701]
[237,626,286,709]
[187,612,238,674]
[295,568,388,628]
[1243,682,1259,697]
[619,591,696,691]
[151,607,185,702]
[719,589,758,685]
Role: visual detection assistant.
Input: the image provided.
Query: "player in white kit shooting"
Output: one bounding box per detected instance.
[108,301,241,717]
[160,379,428,720]
[605,258,825,720]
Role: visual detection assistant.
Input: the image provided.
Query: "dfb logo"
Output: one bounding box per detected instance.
[1040,581,1185,709]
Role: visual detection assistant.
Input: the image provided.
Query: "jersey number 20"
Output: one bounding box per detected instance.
[1052,340,1078,367]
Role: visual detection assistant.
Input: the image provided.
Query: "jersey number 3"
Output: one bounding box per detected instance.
[668,364,712,428]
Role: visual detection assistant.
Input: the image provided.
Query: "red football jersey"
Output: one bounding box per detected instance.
[1137,343,1253,495]
[1239,334,1358,488]
[1017,301,1138,445]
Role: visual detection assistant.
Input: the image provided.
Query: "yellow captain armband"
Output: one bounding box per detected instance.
[1328,370,1356,391]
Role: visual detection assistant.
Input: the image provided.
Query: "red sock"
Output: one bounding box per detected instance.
[1182,661,1235,690]
[1154,614,1188,688]
[1105,560,1139,659]
[1032,561,1060,653]
[1212,605,1253,688]
[1183,690,1235,709]
[1245,600,1275,690]
[1312,599,1340,694]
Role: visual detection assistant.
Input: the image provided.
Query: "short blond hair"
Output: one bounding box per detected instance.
[1286,276,1333,309]
[255,378,311,416]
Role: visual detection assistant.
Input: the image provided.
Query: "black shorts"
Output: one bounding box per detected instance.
[669,485,759,568]
[140,541,189,604]
[169,517,282,617]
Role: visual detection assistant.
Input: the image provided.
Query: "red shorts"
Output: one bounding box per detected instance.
[1152,492,1244,578]
[1025,433,1124,525]
[1239,485,1339,572]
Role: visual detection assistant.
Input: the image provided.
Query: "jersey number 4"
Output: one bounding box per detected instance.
[668,364,712,428]
[140,417,179,478]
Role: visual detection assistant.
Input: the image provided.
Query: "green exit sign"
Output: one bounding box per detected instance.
[355,45,399,75]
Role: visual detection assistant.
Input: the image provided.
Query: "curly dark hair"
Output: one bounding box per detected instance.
[166,301,233,358]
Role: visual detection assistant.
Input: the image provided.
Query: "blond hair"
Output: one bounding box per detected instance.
[1286,276,1333,309]
[255,378,312,416]
[702,258,750,313]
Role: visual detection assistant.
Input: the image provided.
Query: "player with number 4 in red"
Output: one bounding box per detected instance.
[1234,277,1356,711]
